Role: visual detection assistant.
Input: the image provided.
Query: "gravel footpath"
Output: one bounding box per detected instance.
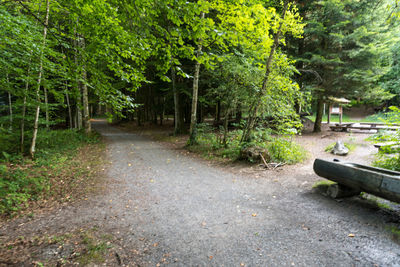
[1,120,399,266]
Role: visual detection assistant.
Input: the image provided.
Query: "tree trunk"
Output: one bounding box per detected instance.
[74,24,82,130]
[21,0,42,154]
[30,0,50,159]
[65,84,73,129]
[172,66,183,134]
[216,100,221,123]
[241,0,288,143]
[44,86,49,128]
[189,12,205,145]
[313,96,324,132]
[21,75,28,153]
[235,103,242,123]
[223,107,231,148]
[80,37,91,134]
[8,91,12,131]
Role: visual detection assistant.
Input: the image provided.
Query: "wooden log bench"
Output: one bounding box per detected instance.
[313,158,400,203]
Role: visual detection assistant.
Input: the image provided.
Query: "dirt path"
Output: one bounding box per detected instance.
[1,120,400,266]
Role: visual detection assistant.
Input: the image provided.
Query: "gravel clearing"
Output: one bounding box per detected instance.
[1,120,399,266]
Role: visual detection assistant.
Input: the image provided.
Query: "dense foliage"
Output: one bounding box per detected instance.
[1,0,400,162]
[289,0,399,132]
[368,106,400,171]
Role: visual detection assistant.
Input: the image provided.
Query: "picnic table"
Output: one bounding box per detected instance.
[329,122,400,132]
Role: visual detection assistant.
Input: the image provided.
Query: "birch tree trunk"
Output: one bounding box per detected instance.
[30,0,50,159]
[188,12,205,145]
[80,36,91,134]
[240,0,288,143]
[21,2,42,154]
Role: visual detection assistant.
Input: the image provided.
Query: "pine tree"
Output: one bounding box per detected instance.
[292,0,396,132]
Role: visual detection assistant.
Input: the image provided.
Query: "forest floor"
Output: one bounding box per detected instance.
[1,119,400,266]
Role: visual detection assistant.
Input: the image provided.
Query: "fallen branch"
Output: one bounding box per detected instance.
[259,154,286,170]
[259,152,268,168]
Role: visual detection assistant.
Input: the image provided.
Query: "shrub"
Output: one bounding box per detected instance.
[191,123,307,164]
[266,138,308,164]
[367,106,400,171]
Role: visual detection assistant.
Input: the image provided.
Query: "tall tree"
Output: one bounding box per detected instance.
[189,12,205,145]
[30,0,50,159]
[291,0,395,132]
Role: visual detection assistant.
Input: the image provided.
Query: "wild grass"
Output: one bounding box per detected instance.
[0,129,103,216]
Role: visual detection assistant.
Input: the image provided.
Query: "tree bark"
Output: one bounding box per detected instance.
[313,96,324,132]
[21,73,28,153]
[80,37,91,134]
[216,100,221,123]
[241,0,289,143]
[223,107,231,148]
[65,83,73,129]
[44,86,49,128]
[172,65,183,134]
[8,91,13,131]
[30,0,50,159]
[21,0,42,154]
[189,12,205,145]
[74,24,82,130]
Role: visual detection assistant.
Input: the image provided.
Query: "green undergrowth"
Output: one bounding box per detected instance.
[0,129,103,217]
[188,124,308,164]
[366,107,400,171]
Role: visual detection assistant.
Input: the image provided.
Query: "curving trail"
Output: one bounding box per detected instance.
[1,120,399,266]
